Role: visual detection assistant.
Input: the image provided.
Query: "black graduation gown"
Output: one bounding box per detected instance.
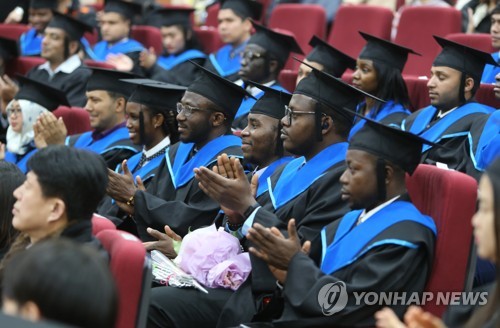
[217,157,351,327]
[146,57,206,87]
[402,102,493,181]
[26,65,91,107]
[133,142,243,240]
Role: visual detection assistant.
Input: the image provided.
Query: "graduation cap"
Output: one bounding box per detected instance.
[306,36,356,77]
[220,0,263,20]
[104,0,143,21]
[47,12,94,41]
[30,0,58,9]
[86,68,137,98]
[0,37,19,60]
[121,79,187,111]
[15,75,69,111]
[246,80,292,120]
[248,22,303,63]
[358,31,419,71]
[187,60,253,119]
[349,114,437,175]
[151,7,194,28]
[432,35,498,82]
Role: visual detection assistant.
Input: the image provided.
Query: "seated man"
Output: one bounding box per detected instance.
[232,21,303,130]
[204,0,262,82]
[19,0,58,56]
[481,4,500,83]
[402,36,497,181]
[247,114,437,327]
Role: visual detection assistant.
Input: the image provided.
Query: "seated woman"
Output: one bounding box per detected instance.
[349,31,419,139]
[375,157,500,328]
[0,77,69,173]
[140,8,206,86]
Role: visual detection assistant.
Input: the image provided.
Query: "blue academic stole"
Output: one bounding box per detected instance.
[235,84,288,120]
[404,103,494,152]
[320,201,437,275]
[208,43,245,77]
[268,142,348,210]
[256,157,293,198]
[91,39,145,61]
[481,52,500,84]
[5,148,38,174]
[69,127,137,155]
[166,135,242,189]
[472,111,500,171]
[157,49,206,70]
[116,151,164,184]
[349,101,410,140]
[20,28,42,56]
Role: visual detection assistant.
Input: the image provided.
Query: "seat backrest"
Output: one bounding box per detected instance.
[328,5,394,58]
[5,56,45,76]
[193,26,223,54]
[130,25,162,55]
[406,164,477,317]
[83,59,115,69]
[0,23,29,39]
[96,230,152,328]
[268,4,326,70]
[404,76,430,112]
[395,6,462,77]
[278,69,298,93]
[91,213,116,235]
[445,32,495,54]
[53,106,91,135]
[476,83,500,109]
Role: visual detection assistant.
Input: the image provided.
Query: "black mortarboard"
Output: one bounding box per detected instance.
[433,35,498,82]
[15,75,69,111]
[30,0,58,9]
[151,8,194,28]
[220,0,263,20]
[187,60,253,118]
[247,80,292,120]
[306,36,356,77]
[121,79,187,111]
[104,0,142,21]
[248,22,303,63]
[349,115,437,175]
[47,12,94,41]
[86,68,137,98]
[358,31,419,72]
[0,37,19,60]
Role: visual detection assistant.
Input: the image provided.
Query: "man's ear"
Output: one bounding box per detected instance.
[46,198,66,223]
[211,112,227,127]
[115,97,126,114]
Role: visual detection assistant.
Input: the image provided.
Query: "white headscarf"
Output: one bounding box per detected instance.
[6,99,48,155]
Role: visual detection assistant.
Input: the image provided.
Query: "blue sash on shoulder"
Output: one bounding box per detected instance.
[405,103,494,152]
[91,39,145,61]
[166,135,242,189]
[20,28,42,56]
[208,44,243,77]
[71,127,137,155]
[235,84,288,120]
[157,49,206,70]
[471,111,500,170]
[320,201,437,275]
[5,148,38,174]
[256,156,293,198]
[349,101,409,140]
[268,142,347,210]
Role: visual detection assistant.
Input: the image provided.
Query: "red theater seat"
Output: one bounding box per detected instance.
[131,25,163,55]
[445,32,495,54]
[0,24,29,39]
[92,213,116,235]
[6,56,45,76]
[53,106,91,136]
[194,26,223,54]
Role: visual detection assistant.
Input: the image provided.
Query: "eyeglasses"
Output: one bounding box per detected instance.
[284,105,318,125]
[8,108,22,117]
[241,50,265,62]
[176,103,210,117]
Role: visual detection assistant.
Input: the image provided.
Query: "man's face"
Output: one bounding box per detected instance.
[491,13,500,49]
[239,44,269,83]
[340,149,379,210]
[161,25,186,55]
[296,59,324,86]
[176,91,215,145]
[85,90,121,132]
[41,27,66,63]
[280,94,317,157]
[241,113,280,167]
[29,8,53,33]
[100,12,130,43]
[217,9,250,45]
[427,66,462,110]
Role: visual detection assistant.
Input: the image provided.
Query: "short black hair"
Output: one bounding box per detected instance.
[2,238,117,328]
[27,146,108,222]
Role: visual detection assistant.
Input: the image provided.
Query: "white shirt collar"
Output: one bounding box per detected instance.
[38,54,82,77]
[437,106,458,119]
[247,80,276,97]
[143,136,170,158]
[357,195,401,225]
